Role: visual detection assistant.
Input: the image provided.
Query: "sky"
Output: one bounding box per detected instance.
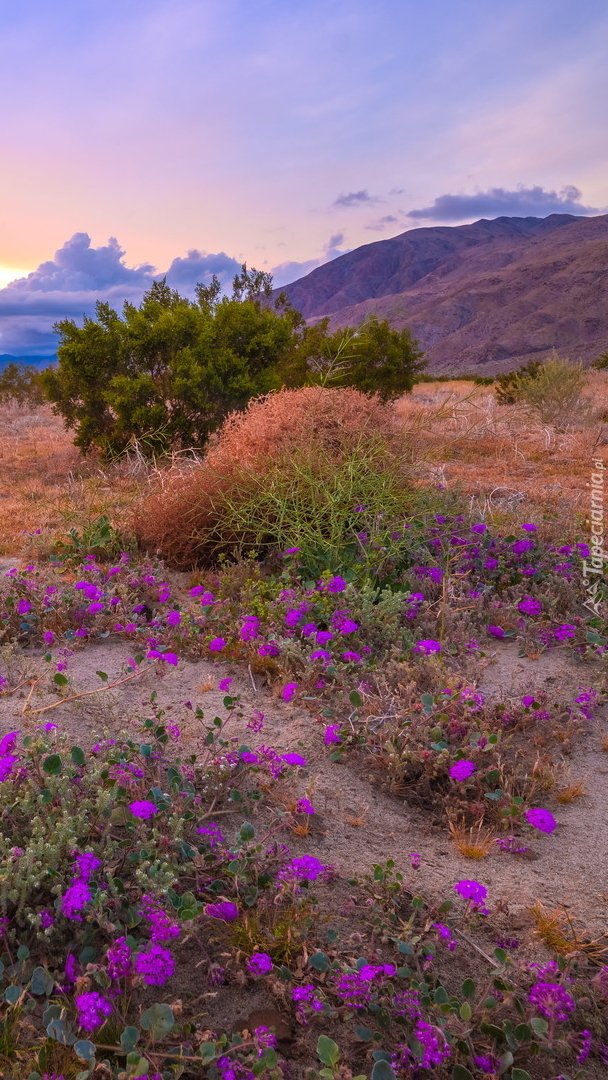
[0,0,607,357]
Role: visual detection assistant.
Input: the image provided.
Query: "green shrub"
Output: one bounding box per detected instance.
[0,362,46,406]
[496,354,586,426]
[494,361,543,405]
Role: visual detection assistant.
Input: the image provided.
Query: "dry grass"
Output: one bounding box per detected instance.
[2,372,607,559]
[530,900,608,962]
[395,371,608,535]
[448,817,495,859]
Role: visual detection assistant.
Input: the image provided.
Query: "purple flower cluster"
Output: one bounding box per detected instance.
[134,943,175,986]
[75,991,112,1031]
[528,981,576,1021]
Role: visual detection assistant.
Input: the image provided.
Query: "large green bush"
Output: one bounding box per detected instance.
[40,268,425,459]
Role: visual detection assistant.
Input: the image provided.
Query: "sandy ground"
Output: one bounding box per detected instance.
[2,619,607,955]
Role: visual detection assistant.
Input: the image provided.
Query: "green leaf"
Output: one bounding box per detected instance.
[125,1054,150,1078]
[5,985,22,1004]
[259,1047,278,1068]
[43,754,62,775]
[30,966,54,996]
[140,1003,175,1041]
[73,1040,96,1062]
[309,952,330,972]
[71,746,86,765]
[497,1050,513,1073]
[530,1016,548,1036]
[349,689,363,707]
[199,1042,217,1062]
[451,1067,475,1080]
[459,1001,472,1021]
[461,978,475,999]
[511,1071,533,1080]
[95,670,108,682]
[17,944,29,961]
[53,672,68,687]
[355,1026,373,1042]
[317,1034,340,1067]
[371,1061,397,1080]
[494,947,507,964]
[514,1023,531,1042]
[434,986,449,1004]
[120,1026,140,1052]
[238,822,255,842]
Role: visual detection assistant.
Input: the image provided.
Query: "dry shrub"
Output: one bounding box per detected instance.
[134,386,413,567]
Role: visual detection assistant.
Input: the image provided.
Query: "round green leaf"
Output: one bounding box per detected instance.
[43,754,62,775]
[140,1002,175,1041]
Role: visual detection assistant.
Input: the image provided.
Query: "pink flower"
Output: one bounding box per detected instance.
[282,682,298,702]
[218,677,233,691]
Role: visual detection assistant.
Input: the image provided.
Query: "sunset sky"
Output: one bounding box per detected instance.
[1,0,607,357]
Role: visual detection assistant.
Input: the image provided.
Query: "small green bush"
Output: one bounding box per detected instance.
[496,354,586,426]
[494,361,543,405]
[0,362,46,406]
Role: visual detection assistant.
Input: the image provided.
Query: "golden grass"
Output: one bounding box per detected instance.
[529,900,608,962]
[448,817,495,859]
[2,372,607,558]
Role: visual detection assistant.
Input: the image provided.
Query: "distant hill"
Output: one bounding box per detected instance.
[272,214,608,374]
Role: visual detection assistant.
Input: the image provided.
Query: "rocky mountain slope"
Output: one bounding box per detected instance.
[272,214,608,374]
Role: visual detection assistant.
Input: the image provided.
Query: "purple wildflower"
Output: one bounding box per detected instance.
[414,638,442,654]
[528,981,575,1021]
[205,900,239,921]
[454,879,488,904]
[258,640,279,656]
[522,695,536,706]
[282,682,298,702]
[325,575,347,593]
[75,991,112,1031]
[315,630,333,645]
[0,755,19,781]
[248,952,273,976]
[295,798,315,814]
[412,1020,451,1067]
[197,823,225,848]
[61,880,92,921]
[487,624,505,638]
[449,759,476,781]
[134,944,175,986]
[525,807,557,834]
[128,800,158,819]
[554,624,576,640]
[281,752,306,765]
[74,853,102,880]
[521,523,537,532]
[208,637,226,651]
[518,595,541,615]
[342,651,362,662]
[324,724,341,744]
[106,936,132,979]
[278,854,330,884]
[218,677,233,691]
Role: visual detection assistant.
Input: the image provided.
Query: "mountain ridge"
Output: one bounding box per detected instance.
[272,214,608,373]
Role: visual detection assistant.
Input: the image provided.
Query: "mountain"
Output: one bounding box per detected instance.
[272,214,608,374]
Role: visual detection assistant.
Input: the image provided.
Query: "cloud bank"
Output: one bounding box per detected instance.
[0,232,347,358]
[406,185,600,222]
